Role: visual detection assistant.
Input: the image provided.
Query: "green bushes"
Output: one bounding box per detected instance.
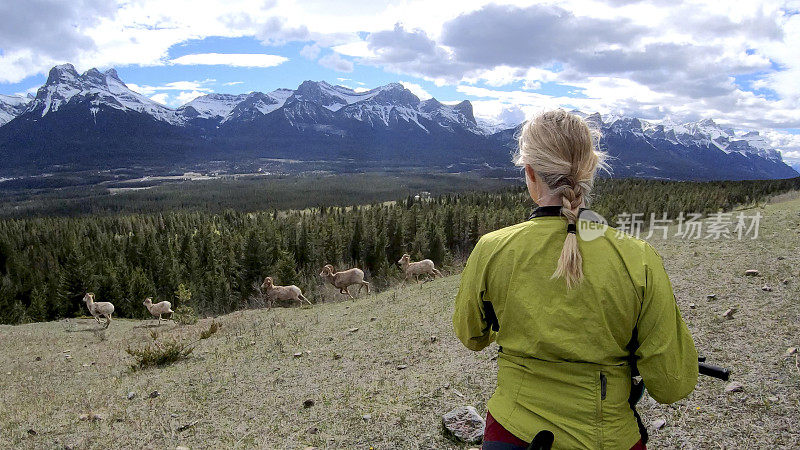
[126,332,194,370]
[126,321,219,370]
[173,306,198,325]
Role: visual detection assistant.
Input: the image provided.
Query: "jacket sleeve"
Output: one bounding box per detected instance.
[635,243,698,404]
[453,237,496,351]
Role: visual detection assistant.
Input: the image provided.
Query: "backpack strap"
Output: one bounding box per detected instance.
[626,327,649,445]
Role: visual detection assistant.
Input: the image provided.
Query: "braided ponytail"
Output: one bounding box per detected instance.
[513,110,608,288]
[553,184,583,288]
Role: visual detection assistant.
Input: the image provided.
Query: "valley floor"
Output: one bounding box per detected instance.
[1,195,799,449]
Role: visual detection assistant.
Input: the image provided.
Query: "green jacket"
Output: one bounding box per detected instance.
[453,210,698,449]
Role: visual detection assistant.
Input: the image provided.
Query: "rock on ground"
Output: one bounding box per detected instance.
[442,405,485,444]
[725,381,744,393]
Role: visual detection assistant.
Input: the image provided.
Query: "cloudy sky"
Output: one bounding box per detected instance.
[1,0,799,164]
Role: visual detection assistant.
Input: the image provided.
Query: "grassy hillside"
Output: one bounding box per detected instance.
[1,193,799,449]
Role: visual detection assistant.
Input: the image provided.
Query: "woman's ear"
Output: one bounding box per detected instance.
[524,164,536,183]
[524,164,540,203]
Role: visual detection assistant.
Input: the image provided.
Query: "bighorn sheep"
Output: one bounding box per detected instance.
[397,253,443,283]
[143,297,173,323]
[82,293,114,328]
[319,264,370,299]
[260,277,311,307]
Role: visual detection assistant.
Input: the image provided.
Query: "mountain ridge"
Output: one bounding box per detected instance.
[0,64,796,181]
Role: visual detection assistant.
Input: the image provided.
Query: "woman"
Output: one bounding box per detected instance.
[453,110,697,449]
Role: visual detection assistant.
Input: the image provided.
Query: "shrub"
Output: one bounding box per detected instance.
[126,335,193,370]
[199,320,221,339]
[173,305,198,325]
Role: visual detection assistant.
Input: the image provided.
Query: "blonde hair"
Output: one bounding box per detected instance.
[513,109,608,288]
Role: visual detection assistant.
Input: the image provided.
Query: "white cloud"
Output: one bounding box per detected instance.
[299,43,321,59]
[127,79,215,96]
[318,52,353,72]
[130,79,216,106]
[170,53,288,67]
[399,80,432,100]
[175,90,207,105]
[149,93,169,105]
[13,85,40,97]
[332,40,375,58]
[0,0,797,143]
[223,81,244,86]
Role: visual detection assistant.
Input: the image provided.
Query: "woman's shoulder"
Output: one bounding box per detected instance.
[599,225,665,265]
[476,221,536,249]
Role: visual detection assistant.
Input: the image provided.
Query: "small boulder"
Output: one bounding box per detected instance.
[293,352,303,358]
[781,279,789,285]
[430,335,438,343]
[149,390,160,399]
[652,418,666,430]
[706,294,716,300]
[35,356,41,361]
[777,256,785,260]
[306,426,319,434]
[303,399,315,408]
[722,308,737,320]
[333,353,342,360]
[689,303,696,309]
[370,317,377,322]
[27,428,37,436]
[786,347,797,356]
[745,269,759,276]
[725,381,744,393]
[442,406,485,444]
[762,285,773,292]
[362,414,372,421]
[396,364,408,370]
[126,391,136,400]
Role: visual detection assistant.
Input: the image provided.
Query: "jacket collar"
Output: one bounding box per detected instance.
[529,205,589,220]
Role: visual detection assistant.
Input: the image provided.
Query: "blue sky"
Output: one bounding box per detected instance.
[1,0,799,162]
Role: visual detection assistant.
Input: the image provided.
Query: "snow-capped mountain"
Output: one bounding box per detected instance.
[582,114,784,163]
[0,63,796,181]
[575,113,797,179]
[177,93,248,120]
[0,94,31,126]
[640,118,781,162]
[25,64,182,124]
[179,80,484,134]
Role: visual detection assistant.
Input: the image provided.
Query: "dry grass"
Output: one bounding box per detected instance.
[0,195,799,449]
